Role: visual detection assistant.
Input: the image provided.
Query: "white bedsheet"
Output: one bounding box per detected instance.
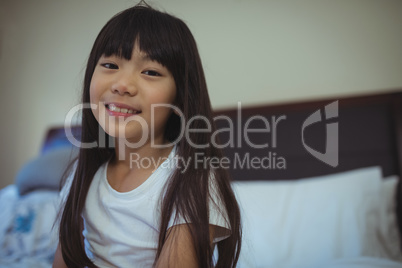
[0,185,60,268]
[323,256,402,268]
[239,257,402,268]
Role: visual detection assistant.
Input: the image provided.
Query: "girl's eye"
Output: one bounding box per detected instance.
[101,63,118,69]
[142,70,161,77]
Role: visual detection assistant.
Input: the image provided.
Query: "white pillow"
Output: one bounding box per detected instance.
[232,167,386,268]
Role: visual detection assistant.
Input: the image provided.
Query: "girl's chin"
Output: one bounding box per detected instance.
[103,127,149,145]
[101,121,147,136]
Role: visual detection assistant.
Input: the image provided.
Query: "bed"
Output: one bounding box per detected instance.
[0,91,401,267]
[214,90,402,267]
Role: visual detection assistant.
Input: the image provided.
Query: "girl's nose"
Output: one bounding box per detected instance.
[111,74,138,96]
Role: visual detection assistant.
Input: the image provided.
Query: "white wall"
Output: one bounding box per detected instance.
[0,0,401,188]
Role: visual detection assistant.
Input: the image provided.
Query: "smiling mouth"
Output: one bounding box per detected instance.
[105,103,142,115]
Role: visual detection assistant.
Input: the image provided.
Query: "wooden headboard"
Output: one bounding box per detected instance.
[214,91,402,180]
[213,90,402,248]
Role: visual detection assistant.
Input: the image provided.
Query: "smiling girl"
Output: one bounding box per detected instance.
[54,3,241,268]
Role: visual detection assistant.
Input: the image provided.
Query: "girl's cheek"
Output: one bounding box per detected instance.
[89,76,100,97]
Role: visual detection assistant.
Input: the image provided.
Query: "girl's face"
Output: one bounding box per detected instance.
[90,45,177,147]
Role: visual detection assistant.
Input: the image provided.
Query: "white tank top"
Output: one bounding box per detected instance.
[61,147,230,268]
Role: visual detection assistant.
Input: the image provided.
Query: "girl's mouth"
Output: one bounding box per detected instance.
[105,103,142,116]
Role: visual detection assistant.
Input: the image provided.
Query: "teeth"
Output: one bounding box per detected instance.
[107,104,138,114]
[109,105,120,112]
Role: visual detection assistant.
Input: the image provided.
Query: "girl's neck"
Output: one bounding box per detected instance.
[113,137,174,170]
[107,139,174,193]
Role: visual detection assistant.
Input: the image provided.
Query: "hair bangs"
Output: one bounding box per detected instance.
[136,14,184,72]
[98,9,140,60]
[94,6,183,74]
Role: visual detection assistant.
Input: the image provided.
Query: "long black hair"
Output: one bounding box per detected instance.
[59,3,241,267]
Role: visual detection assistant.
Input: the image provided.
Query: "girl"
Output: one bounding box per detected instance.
[54,3,241,268]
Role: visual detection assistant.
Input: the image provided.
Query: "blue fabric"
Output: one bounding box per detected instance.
[14,147,78,195]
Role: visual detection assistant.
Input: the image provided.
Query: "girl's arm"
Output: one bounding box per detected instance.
[155,224,216,268]
[53,243,68,268]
